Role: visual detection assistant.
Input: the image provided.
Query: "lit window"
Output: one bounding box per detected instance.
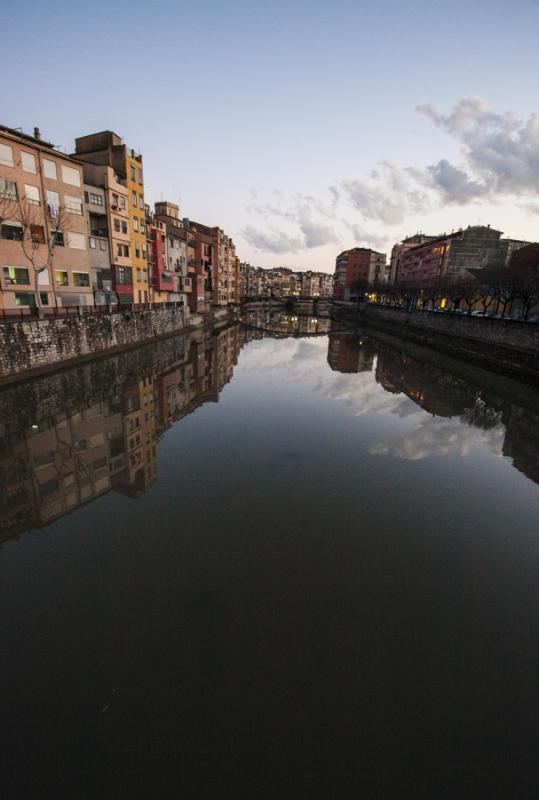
[55,270,69,286]
[3,266,30,285]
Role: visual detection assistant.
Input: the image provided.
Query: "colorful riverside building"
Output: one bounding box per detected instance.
[333,248,388,300]
[153,202,192,308]
[186,220,240,307]
[73,131,150,304]
[395,225,532,288]
[0,124,93,310]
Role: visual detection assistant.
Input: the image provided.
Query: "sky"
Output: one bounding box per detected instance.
[3,0,539,270]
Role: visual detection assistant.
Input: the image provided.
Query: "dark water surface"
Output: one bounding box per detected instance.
[1,317,538,798]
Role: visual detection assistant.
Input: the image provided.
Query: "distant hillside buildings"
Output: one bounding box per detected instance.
[239,264,333,299]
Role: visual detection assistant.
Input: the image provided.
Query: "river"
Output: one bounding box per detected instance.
[1,314,538,798]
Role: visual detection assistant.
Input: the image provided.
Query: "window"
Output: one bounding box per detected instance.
[89,192,103,206]
[55,270,69,286]
[135,244,140,259]
[132,190,137,206]
[64,195,83,215]
[111,193,119,208]
[21,151,37,173]
[131,165,136,181]
[1,220,23,240]
[133,217,139,232]
[52,230,64,246]
[139,194,144,209]
[0,143,14,167]
[67,231,86,249]
[43,159,57,180]
[38,269,50,286]
[61,165,81,186]
[31,225,45,243]
[73,272,90,287]
[89,237,96,249]
[99,240,106,251]
[116,244,129,258]
[138,168,143,184]
[14,292,35,307]
[46,190,60,216]
[121,221,128,234]
[24,184,40,205]
[142,245,147,259]
[40,292,49,305]
[0,178,17,199]
[117,266,132,284]
[114,218,121,232]
[118,196,126,209]
[140,219,146,234]
[4,265,30,284]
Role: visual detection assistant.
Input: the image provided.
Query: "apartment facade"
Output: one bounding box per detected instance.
[154,201,191,308]
[0,124,93,310]
[395,225,521,287]
[333,248,387,300]
[74,131,150,304]
[389,234,437,284]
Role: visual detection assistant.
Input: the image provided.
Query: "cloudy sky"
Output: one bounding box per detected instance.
[4,0,538,270]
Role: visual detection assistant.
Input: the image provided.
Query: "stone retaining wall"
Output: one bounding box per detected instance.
[360,305,539,382]
[0,307,195,383]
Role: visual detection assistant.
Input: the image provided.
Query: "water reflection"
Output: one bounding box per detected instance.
[1,315,538,798]
[326,326,539,484]
[1,316,538,546]
[0,325,251,542]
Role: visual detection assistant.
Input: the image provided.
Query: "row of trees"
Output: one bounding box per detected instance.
[351,268,539,320]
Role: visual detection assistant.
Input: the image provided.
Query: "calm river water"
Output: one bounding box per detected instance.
[1,315,538,798]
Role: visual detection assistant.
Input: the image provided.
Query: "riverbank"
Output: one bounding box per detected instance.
[0,305,239,385]
[335,303,539,383]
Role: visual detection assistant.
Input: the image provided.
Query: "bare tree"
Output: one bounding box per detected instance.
[0,178,71,315]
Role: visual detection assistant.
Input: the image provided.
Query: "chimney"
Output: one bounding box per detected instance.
[34,127,41,140]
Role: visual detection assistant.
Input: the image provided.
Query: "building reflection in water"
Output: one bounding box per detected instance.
[1,320,537,544]
[327,326,539,486]
[0,325,250,543]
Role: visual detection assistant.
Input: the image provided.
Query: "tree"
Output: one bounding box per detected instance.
[0,178,71,315]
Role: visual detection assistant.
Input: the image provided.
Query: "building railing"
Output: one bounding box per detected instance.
[0,300,186,322]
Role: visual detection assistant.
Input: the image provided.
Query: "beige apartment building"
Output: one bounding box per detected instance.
[0,124,93,310]
[80,163,132,302]
[74,131,150,304]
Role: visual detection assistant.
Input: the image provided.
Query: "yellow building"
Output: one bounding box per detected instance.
[74,131,150,304]
[126,151,150,303]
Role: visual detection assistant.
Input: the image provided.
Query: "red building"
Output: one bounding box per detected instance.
[149,219,174,300]
[333,248,387,300]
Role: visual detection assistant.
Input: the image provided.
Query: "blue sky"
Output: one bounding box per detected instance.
[3,0,539,269]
